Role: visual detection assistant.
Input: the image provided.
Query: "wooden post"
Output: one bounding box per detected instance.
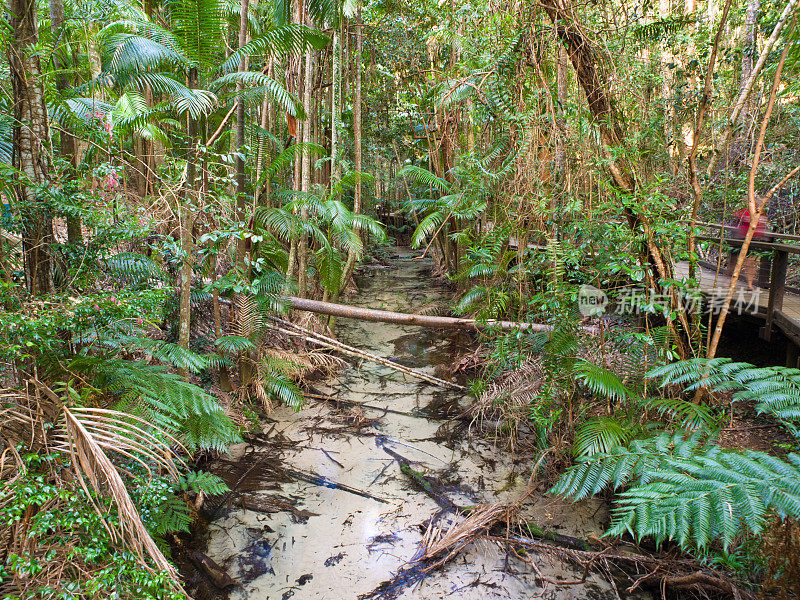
[786,341,799,368]
[760,249,788,341]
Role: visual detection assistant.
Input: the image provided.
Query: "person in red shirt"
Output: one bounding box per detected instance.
[733,208,769,290]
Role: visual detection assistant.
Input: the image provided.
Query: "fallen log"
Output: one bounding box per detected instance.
[270,317,466,390]
[188,551,237,589]
[282,465,390,504]
[286,296,600,334]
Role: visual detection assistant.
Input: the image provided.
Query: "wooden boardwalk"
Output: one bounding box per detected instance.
[674,261,800,347]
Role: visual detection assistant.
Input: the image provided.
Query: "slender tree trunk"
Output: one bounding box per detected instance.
[10,0,54,295]
[49,0,82,244]
[659,0,678,174]
[340,3,363,290]
[734,0,760,155]
[178,68,199,351]
[254,58,273,207]
[297,45,313,298]
[211,252,232,390]
[235,0,250,273]
[353,4,363,214]
[331,19,343,193]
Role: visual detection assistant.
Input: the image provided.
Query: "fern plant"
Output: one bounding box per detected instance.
[215,295,305,411]
[68,356,239,450]
[555,432,800,550]
[552,358,800,552]
[650,358,800,434]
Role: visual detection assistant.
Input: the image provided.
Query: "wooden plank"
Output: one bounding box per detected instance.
[774,311,800,347]
[761,250,788,342]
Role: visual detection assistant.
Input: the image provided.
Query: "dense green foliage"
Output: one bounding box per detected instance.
[2,0,799,593]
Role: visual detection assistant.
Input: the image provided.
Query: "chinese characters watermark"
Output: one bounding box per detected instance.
[581,285,762,317]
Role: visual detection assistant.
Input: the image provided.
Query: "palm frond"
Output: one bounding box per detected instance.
[59,407,182,585]
[572,359,628,402]
[397,165,451,193]
[219,25,329,74]
[209,71,302,116]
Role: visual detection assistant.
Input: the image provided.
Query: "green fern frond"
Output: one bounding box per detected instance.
[637,396,716,431]
[105,252,167,286]
[551,432,713,501]
[215,335,256,355]
[152,496,193,534]
[649,358,800,430]
[177,471,229,495]
[455,287,487,314]
[258,355,304,410]
[572,359,628,403]
[101,335,208,373]
[608,449,800,550]
[68,357,239,450]
[397,165,451,193]
[573,416,635,458]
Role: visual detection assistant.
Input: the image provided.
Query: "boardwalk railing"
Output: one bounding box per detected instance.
[695,222,800,344]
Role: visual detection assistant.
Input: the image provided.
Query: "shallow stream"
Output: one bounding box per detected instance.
[198,248,628,599]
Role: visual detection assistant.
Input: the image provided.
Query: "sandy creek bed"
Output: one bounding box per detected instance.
[197,248,633,600]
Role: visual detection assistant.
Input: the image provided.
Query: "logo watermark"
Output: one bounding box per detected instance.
[578,284,609,317]
[578,285,763,317]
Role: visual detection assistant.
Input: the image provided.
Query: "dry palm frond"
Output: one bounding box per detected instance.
[1,380,188,596]
[292,310,333,338]
[469,357,544,444]
[0,381,61,449]
[261,347,345,381]
[61,407,185,593]
[413,301,449,316]
[52,407,187,481]
[418,502,513,572]
[233,294,265,339]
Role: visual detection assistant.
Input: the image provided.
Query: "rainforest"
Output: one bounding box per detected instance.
[1,0,800,597]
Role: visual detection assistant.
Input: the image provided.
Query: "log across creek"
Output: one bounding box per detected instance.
[285,296,601,334]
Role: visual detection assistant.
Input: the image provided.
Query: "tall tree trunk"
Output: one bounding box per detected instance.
[353,4,363,214]
[254,57,273,207]
[659,0,678,174]
[340,2,363,290]
[331,19,343,193]
[10,0,54,295]
[178,68,199,351]
[235,0,250,273]
[736,0,760,153]
[49,0,81,244]
[297,44,313,298]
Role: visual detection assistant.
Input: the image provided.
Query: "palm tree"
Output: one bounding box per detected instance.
[257,170,386,299]
[399,163,488,275]
[96,1,326,349]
